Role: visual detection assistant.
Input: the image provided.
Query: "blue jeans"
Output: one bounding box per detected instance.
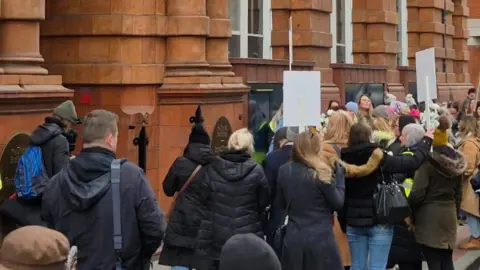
[172,267,189,270]
[466,213,480,238]
[346,225,393,270]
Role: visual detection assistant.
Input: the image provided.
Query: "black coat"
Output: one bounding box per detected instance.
[339,137,431,228]
[42,147,166,270]
[276,162,345,270]
[262,144,292,246]
[159,143,213,268]
[194,151,269,270]
[30,117,70,178]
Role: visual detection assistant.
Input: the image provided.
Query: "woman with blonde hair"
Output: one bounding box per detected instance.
[357,94,373,126]
[276,131,345,270]
[371,105,396,149]
[457,116,480,249]
[194,128,270,269]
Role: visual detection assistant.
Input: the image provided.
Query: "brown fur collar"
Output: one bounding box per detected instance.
[429,148,466,177]
[340,148,384,178]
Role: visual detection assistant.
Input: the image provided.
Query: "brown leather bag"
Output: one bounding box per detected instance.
[165,165,202,223]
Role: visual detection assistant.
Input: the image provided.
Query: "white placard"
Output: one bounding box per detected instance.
[416,48,437,102]
[283,71,321,131]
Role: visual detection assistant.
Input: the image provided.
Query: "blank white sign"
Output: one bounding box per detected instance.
[283,71,321,129]
[416,48,437,102]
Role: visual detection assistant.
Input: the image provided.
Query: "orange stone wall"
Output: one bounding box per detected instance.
[40,0,248,209]
[271,0,341,105]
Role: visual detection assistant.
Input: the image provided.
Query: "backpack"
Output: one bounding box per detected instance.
[14,145,49,200]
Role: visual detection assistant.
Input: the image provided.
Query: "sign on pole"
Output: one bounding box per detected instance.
[283,71,321,131]
[415,48,437,103]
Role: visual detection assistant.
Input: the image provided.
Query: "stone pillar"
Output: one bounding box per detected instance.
[271,0,340,108]
[407,0,471,100]
[206,0,234,76]
[352,0,404,94]
[452,0,470,83]
[166,0,211,76]
[0,0,48,74]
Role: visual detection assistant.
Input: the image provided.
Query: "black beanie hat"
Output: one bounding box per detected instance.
[188,105,211,145]
[398,115,416,133]
[219,234,281,270]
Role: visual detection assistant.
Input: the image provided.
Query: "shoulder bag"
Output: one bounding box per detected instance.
[165,165,202,223]
[111,159,125,270]
[374,167,411,225]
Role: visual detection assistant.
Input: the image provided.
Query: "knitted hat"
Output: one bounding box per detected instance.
[188,105,210,145]
[399,115,417,133]
[0,226,70,270]
[345,102,359,113]
[433,115,451,146]
[219,233,281,270]
[53,100,78,123]
[372,105,389,119]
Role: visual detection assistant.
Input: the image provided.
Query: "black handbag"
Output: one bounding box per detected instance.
[272,199,291,255]
[374,167,412,224]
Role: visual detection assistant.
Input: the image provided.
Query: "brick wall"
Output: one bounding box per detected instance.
[469,46,480,87]
[469,0,480,18]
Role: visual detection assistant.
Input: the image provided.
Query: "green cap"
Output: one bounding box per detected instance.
[53,100,78,123]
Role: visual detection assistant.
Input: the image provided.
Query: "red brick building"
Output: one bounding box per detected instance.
[469,0,480,86]
[0,0,473,208]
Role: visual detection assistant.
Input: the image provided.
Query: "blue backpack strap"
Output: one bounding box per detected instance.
[110,159,123,270]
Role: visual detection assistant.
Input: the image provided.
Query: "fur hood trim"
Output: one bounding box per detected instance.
[341,148,384,178]
[429,148,466,177]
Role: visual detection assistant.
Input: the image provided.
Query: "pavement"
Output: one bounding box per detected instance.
[151,225,480,270]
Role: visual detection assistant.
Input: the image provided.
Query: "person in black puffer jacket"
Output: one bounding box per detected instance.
[159,106,214,270]
[193,128,270,270]
[339,123,432,270]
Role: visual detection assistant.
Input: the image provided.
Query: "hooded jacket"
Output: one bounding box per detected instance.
[30,117,70,177]
[194,150,269,267]
[41,147,165,270]
[159,143,213,267]
[409,146,465,249]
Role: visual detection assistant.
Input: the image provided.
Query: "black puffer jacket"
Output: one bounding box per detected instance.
[30,117,70,177]
[194,151,269,269]
[159,143,213,267]
[340,137,431,228]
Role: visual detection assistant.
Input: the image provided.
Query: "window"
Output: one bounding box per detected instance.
[331,0,353,63]
[345,84,385,107]
[397,0,408,66]
[228,0,272,59]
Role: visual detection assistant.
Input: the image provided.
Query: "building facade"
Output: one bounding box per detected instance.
[0,0,473,208]
[469,0,480,86]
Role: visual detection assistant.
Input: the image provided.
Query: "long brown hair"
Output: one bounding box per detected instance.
[348,123,373,146]
[459,115,479,138]
[324,111,354,142]
[292,132,333,183]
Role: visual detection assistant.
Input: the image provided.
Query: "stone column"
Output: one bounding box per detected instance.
[353,0,404,94]
[452,0,470,83]
[271,0,340,107]
[0,0,47,74]
[206,0,234,76]
[165,0,211,76]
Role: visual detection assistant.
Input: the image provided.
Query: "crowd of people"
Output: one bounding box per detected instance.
[0,87,479,270]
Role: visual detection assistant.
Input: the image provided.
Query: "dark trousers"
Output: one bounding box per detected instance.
[396,262,422,270]
[420,245,454,270]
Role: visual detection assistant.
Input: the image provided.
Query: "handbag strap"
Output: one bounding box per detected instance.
[179,165,202,195]
[110,159,123,270]
[166,165,202,221]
